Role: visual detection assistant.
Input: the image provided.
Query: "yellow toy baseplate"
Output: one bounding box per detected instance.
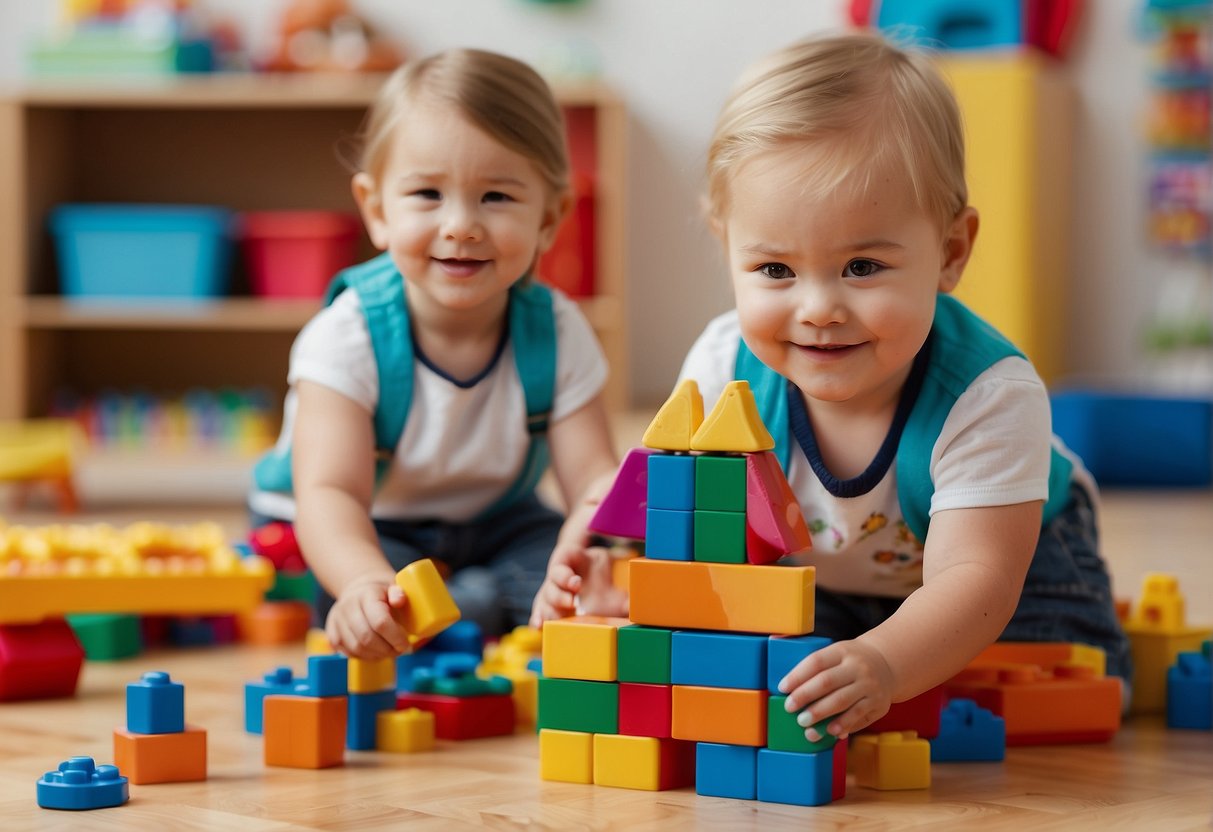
[0,521,273,624]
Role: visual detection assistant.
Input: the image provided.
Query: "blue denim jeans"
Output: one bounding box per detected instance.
[250,494,562,637]
[810,482,1133,681]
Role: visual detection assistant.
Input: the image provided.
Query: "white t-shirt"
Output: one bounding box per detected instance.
[679,310,1091,598]
[249,287,607,523]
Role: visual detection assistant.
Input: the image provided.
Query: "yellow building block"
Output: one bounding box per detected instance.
[349,657,396,693]
[539,729,594,784]
[394,558,461,641]
[541,615,629,682]
[592,733,695,791]
[1126,628,1212,715]
[629,559,814,636]
[642,379,704,451]
[503,668,538,725]
[1130,573,1188,631]
[306,628,334,655]
[973,642,1106,678]
[690,381,774,453]
[377,708,435,753]
[851,731,931,790]
[481,625,542,676]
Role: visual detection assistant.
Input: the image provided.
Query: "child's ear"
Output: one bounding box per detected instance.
[938,206,979,294]
[352,172,389,251]
[537,188,574,253]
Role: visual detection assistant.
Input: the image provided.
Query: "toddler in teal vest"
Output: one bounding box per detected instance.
[533,33,1129,740]
[249,49,618,657]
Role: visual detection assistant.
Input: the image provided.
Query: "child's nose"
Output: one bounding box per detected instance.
[441,201,483,242]
[795,280,846,326]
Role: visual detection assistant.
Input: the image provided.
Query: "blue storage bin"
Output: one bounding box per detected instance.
[50,204,233,299]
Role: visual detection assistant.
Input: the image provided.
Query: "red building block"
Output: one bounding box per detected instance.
[618,683,673,738]
[832,736,848,801]
[249,522,304,571]
[745,451,812,564]
[395,692,515,740]
[0,618,84,701]
[864,685,945,739]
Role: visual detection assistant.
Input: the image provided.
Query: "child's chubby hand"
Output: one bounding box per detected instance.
[325,575,411,660]
[777,639,895,742]
[529,541,628,628]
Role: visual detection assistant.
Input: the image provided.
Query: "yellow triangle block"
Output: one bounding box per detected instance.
[642,379,704,451]
[690,380,774,452]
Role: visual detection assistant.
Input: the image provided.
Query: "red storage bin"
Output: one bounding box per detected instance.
[240,211,361,298]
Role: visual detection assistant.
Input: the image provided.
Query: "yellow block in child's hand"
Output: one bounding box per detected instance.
[395,558,460,640]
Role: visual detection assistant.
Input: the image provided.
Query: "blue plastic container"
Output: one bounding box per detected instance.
[50,204,233,299]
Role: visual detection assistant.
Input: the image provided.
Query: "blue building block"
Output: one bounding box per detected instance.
[767,635,832,694]
[303,654,349,698]
[645,508,694,560]
[348,688,397,750]
[648,454,696,511]
[433,652,481,678]
[877,0,1022,50]
[126,671,184,735]
[756,747,833,806]
[244,666,308,734]
[396,651,438,691]
[930,698,1006,761]
[526,657,543,674]
[696,742,757,800]
[1051,391,1213,487]
[426,620,484,655]
[671,631,767,690]
[167,616,217,647]
[1167,648,1213,731]
[36,757,129,811]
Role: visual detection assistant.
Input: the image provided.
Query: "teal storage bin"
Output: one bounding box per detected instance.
[50,204,233,299]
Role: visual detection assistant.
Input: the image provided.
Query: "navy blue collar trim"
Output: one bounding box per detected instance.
[412,317,510,390]
[787,332,933,498]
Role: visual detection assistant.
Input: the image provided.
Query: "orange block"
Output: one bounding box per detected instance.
[263,694,346,768]
[112,725,207,784]
[629,559,814,635]
[973,642,1106,677]
[238,601,311,645]
[671,685,767,747]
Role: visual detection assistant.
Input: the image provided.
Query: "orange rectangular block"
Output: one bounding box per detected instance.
[973,642,1106,677]
[671,685,767,747]
[263,694,346,768]
[238,601,311,646]
[629,559,814,635]
[112,725,207,784]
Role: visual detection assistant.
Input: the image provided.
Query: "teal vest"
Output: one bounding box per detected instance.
[736,294,1073,542]
[253,252,556,520]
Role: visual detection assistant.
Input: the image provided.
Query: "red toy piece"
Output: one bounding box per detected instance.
[0,618,85,701]
[864,684,945,739]
[395,692,515,740]
[249,522,305,572]
[618,683,673,738]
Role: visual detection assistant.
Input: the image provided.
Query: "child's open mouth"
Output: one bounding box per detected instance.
[436,258,487,277]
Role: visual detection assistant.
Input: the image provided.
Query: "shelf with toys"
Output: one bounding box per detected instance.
[0,74,629,503]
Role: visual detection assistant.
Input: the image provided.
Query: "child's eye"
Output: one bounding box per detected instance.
[758,263,795,280]
[483,191,513,203]
[844,259,882,278]
[410,188,441,200]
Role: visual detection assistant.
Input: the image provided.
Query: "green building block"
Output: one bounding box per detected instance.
[432,674,513,698]
[66,614,143,661]
[537,677,619,733]
[695,455,747,512]
[266,570,316,602]
[767,695,837,753]
[617,625,672,684]
[693,510,746,563]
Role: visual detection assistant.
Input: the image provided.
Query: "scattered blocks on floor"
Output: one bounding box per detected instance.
[112,725,207,784]
[263,694,347,768]
[592,734,695,791]
[396,691,515,740]
[36,756,128,811]
[1167,645,1212,730]
[930,698,1006,762]
[377,707,436,753]
[539,728,594,784]
[851,731,931,790]
[0,618,85,701]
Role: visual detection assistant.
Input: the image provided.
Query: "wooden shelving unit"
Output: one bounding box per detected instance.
[0,74,629,475]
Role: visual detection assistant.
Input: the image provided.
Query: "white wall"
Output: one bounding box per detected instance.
[0,0,1159,403]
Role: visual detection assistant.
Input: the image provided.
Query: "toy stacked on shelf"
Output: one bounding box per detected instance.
[537,379,855,805]
[1125,573,1213,715]
[112,671,207,784]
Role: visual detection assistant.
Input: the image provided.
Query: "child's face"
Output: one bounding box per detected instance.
[354,95,562,318]
[720,142,971,412]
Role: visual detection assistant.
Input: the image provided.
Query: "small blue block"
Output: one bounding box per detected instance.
[425,620,484,655]
[645,508,694,560]
[526,657,543,674]
[304,654,349,698]
[36,757,129,810]
[877,0,1022,49]
[648,454,696,511]
[756,747,833,806]
[930,698,1006,761]
[347,689,397,750]
[1167,650,1213,731]
[126,670,184,734]
[672,631,767,689]
[433,652,481,678]
[696,742,756,800]
[244,666,306,734]
[396,651,438,691]
[767,635,832,693]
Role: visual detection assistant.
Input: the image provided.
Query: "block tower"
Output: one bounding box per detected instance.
[537,380,848,806]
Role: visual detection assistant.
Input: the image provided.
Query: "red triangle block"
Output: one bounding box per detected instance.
[587,448,654,539]
[745,451,811,564]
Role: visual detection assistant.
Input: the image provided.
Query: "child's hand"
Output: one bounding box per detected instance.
[325,576,411,660]
[529,542,627,627]
[777,639,895,741]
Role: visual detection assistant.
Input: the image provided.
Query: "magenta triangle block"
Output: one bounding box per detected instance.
[587,448,654,539]
[745,451,812,564]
